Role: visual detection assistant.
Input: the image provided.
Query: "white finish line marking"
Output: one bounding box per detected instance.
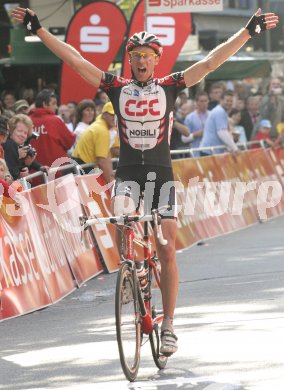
[28,376,241,389]
[128,377,240,389]
[203,383,240,390]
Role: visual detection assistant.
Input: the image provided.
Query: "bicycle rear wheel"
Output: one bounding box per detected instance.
[149,257,168,369]
[115,262,141,382]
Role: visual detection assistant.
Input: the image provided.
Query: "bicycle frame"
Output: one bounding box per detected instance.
[122,220,163,335]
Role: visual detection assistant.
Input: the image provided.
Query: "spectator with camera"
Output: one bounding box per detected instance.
[2,114,45,180]
[29,89,76,167]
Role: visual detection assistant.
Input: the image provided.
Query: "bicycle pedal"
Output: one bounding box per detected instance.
[160,351,173,357]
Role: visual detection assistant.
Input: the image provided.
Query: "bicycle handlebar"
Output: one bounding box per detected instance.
[79,210,168,246]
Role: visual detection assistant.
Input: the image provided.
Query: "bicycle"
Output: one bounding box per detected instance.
[80,208,169,381]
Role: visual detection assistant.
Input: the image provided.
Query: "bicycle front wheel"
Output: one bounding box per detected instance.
[149,257,168,369]
[115,262,141,382]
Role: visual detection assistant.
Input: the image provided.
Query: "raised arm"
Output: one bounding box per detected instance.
[184,9,279,87]
[11,7,103,88]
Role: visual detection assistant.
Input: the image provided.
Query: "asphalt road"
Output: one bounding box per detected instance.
[1,216,284,390]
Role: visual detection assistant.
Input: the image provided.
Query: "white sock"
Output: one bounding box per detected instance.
[161,316,174,333]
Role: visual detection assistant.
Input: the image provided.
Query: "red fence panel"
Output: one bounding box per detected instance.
[245,148,284,219]
[44,175,104,285]
[75,174,120,273]
[213,153,259,228]
[0,194,52,320]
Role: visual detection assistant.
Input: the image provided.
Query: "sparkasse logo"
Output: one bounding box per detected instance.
[146,0,223,13]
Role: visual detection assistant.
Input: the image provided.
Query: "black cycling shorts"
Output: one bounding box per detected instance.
[112,165,177,218]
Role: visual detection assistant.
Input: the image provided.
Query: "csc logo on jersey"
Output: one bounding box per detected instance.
[125,99,160,117]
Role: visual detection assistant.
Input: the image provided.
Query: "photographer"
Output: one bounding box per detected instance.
[3,114,47,180]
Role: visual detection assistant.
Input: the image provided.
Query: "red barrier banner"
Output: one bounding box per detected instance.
[0,194,52,320]
[60,1,127,103]
[27,186,76,294]
[121,0,192,79]
[213,153,259,228]
[266,147,284,187]
[231,151,260,225]
[28,185,79,302]
[172,151,273,249]
[75,174,120,273]
[193,156,234,236]
[172,158,209,249]
[275,147,284,170]
[34,175,104,286]
[246,148,284,219]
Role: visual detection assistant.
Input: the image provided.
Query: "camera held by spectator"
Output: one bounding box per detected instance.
[18,131,39,158]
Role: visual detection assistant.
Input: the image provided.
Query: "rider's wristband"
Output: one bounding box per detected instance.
[245,14,266,37]
[23,11,42,35]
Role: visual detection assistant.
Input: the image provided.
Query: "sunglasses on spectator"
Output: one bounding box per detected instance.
[129,51,157,61]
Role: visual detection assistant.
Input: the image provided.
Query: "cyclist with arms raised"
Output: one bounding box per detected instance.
[12,6,278,356]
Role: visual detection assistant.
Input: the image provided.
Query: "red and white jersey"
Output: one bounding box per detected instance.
[100,72,186,168]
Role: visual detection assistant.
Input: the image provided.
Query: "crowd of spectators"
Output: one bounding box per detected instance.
[0,87,118,194]
[170,77,284,157]
[1,76,284,195]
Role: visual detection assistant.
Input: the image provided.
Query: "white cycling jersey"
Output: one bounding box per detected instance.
[100,72,186,168]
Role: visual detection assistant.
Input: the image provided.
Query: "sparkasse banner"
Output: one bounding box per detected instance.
[146,0,223,14]
[60,1,127,103]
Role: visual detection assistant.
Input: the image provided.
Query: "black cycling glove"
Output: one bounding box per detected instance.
[245,14,267,37]
[23,11,42,35]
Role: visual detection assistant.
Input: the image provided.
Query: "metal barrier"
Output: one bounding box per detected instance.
[20,170,48,191]
[169,140,264,158]
[20,141,265,190]
[170,145,228,157]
